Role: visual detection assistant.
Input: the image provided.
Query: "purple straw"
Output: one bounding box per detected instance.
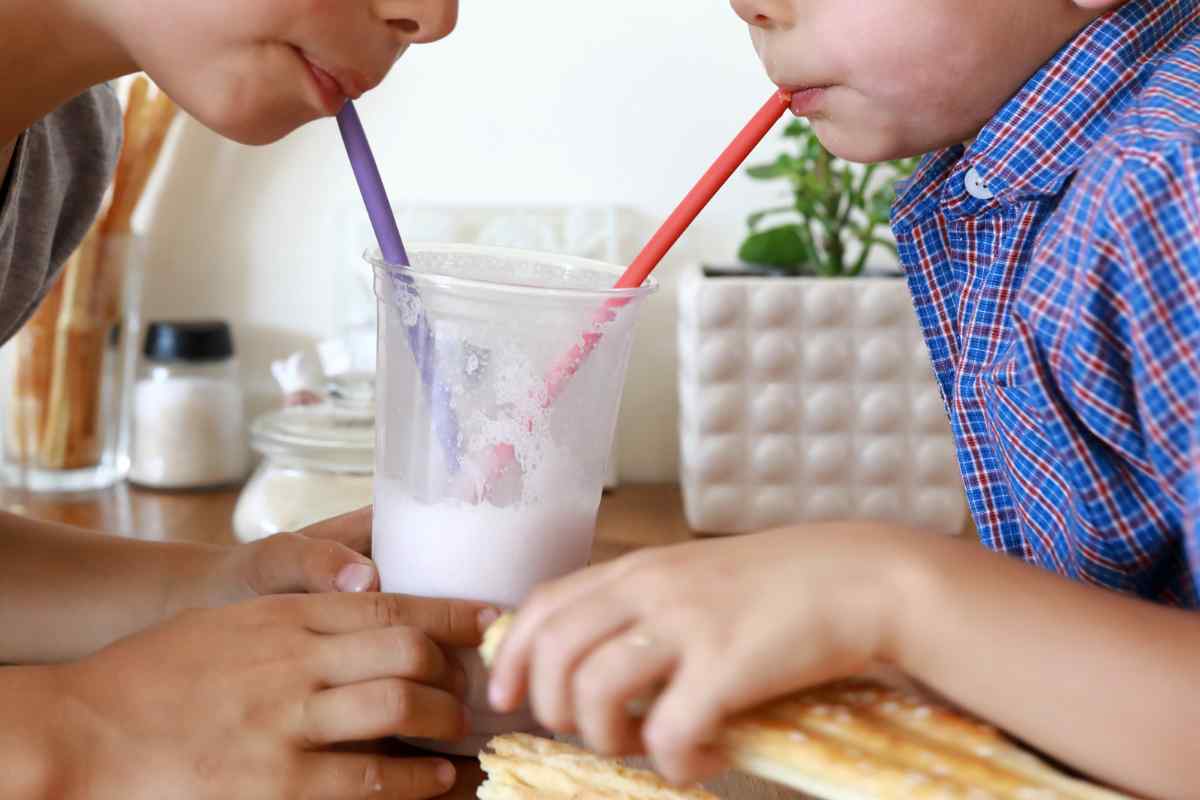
[336,101,461,473]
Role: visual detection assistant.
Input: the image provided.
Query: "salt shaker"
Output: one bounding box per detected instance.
[129,321,248,489]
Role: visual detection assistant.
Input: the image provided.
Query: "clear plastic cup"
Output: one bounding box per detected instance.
[368,243,655,754]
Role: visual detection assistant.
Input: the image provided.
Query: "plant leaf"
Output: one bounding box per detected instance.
[738,225,812,270]
[782,119,808,138]
[746,154,798,180]
[739,116,918,276]
[746,206,796,230]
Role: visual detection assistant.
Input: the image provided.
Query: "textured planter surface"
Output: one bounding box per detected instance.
[678,266,966,535]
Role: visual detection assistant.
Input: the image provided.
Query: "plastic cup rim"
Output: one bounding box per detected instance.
[365,242,658,301]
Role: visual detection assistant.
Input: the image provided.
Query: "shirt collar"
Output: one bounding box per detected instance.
[894,0,1197,228]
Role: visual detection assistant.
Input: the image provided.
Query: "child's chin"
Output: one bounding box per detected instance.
[206,111,318,147]
[811,121,922,165]
[185,87,324,147]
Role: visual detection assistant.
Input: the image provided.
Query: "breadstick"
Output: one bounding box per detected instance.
[37,75,179,469]
[479,733,719,799]
[98,80,177,322]
[5,276,66,464]
[478,614,1136,800]
[103,80,178,235]
[39,229,105,468]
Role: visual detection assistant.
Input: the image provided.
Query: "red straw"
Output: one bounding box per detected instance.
[538,89,793,406]
[478,89,792,495]
[616,89,793,289]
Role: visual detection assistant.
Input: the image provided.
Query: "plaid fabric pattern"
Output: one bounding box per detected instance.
[892,0,1200,605]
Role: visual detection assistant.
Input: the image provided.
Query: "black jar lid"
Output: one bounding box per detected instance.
[143,320,234,363]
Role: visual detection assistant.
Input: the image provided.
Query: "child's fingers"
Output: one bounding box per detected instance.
[643,664,729,786]
[572,630,678,757]
[296,753,456,800]
[490,556,646,710]
[311,626,460,695]
[527,603,636,733]
[298,507,373,555]
[282,592,491,646]
[247,530,377,595]
[300,679,467,745]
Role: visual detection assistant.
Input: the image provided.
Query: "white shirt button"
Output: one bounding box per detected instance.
[964,166,995,200]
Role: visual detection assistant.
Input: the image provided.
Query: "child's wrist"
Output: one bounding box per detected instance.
[870,530,959,674]
[160,543,235,618]
[839,524,945,670]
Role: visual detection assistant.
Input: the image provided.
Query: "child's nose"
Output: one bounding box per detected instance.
[374,0,459,44]
[729,0,792,29]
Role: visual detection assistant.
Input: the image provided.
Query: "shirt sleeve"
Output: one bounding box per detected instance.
[0,83,122,345]
[1104,138,1200,600]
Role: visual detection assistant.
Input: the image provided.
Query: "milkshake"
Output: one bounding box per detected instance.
[374,486,599,607]
[374,484,601,752]
[368,243,655,754]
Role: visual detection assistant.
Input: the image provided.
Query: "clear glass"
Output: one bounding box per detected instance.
[129,359,248,489]
[136,358,239,383]
[0,235,145,492]
[234,385,375,542]
[234,462,373,542]
[369,243,655,754]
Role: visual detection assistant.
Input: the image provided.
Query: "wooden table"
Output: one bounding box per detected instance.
[0,483,696,554]
[0,483,805,799]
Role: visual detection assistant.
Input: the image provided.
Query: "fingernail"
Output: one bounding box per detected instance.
[477,607,501,636]
[335,563,375,593]
[436,760,456,788]
[488,680,508,712]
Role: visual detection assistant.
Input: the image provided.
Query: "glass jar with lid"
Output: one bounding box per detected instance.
[233,375,374,542]
[130,320,249,490]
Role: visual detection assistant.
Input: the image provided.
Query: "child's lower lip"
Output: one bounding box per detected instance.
[305,59,347,114]
[789,87,827,116]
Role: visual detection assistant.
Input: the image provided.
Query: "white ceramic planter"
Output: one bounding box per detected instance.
[677,264,966,535]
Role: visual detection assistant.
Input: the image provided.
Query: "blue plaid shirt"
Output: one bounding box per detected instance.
[892,0,1200,606]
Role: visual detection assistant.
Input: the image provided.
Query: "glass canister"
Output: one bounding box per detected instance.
[129,321,249,489]
[233,376,375,542]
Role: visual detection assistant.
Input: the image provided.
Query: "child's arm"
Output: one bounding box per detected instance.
[0,508,380,663]
[0,0,133,150]
[488,524,1198,798]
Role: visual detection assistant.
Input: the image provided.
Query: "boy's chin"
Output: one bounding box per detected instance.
[170,79,328,146]
[194,106,325,147]
[811,118,912,164]
[810,119,925,165]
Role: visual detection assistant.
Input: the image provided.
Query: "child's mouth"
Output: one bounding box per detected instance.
[297,50,364,114]
[788,87,828,116]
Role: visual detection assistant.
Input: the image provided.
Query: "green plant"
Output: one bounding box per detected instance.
[738,119,919,277]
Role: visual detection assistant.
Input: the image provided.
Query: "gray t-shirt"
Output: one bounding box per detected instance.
[0,85,122,345]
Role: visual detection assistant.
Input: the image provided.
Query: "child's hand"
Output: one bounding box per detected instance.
[488,524,916,785]
[54,591,490,799]
[210,507,382,606]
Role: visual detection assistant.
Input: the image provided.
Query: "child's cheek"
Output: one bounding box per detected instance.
[751,29,806,84]
[748,26,769,68]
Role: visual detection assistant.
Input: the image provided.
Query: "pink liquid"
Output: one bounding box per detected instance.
[372,482,600,754]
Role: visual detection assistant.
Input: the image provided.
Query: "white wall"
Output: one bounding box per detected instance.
[141,1,791,482]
